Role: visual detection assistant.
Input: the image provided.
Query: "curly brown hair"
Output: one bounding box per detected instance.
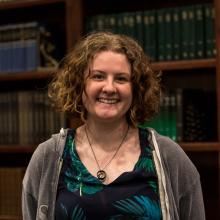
[48,32,161,127]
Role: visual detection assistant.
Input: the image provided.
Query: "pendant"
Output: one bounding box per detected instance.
[97,170,106,182]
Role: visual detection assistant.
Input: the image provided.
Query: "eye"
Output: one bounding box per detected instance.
[90,72,105,81]
[116,75,130,83]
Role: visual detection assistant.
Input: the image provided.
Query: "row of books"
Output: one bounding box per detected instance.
[0,167,25,216]
[85,3,215,61]
[0,90,66,146]
[139,88,217,142]
[0,21,63,73]
[0,88,217,146]
[140,90,179,141]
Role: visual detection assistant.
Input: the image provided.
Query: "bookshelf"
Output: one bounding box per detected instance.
[0,0,79,218]
[0,0,219,219]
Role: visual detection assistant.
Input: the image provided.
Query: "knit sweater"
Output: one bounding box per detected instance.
[22,128,206,220]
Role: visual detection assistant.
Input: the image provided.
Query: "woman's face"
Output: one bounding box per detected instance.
[82,51,132,123]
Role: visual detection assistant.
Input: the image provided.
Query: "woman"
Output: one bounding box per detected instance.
[22,32,205,219]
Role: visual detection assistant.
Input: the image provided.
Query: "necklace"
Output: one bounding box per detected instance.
[85,125,129,182]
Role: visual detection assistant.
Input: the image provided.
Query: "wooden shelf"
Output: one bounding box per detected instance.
[180,142,220,152]
[0,58,215,82]
[0,216,21,220]
[151,58,216,71]
[0,0,64,10]
[0,69,56,81]
[0,145,36,154]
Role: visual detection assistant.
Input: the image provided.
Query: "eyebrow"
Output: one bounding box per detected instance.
[90,69,131,75]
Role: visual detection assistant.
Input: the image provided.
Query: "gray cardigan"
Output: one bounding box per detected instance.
[22,128,206,220]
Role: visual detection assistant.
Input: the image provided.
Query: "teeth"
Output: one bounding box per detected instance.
[98,98,118,104]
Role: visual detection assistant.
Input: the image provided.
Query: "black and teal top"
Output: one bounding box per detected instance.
[55,128,162,220]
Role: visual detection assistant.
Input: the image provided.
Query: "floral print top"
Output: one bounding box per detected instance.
[55,128,162,220]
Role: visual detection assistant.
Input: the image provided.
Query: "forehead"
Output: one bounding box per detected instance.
[90,51,131,72]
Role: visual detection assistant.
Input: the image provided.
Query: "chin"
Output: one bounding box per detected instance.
[96,113,126,122]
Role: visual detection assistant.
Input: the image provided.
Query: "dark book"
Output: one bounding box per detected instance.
[182,89,217,142]
[204,4,216,58]
[143,10,157,61]
[195,4,205,59]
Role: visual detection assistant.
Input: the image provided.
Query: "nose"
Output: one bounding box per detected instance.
[102,78,116,94]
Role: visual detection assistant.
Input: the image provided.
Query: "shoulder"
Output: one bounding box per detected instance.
[145,128,205,218]
[30,133,60,162]
[32,128,69,160]
[23,129,69,192]
[23,129,68,180]
[147,128,191,163]
[147,128,200,188]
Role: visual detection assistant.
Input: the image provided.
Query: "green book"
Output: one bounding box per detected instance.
[188,5,196,59]
[172,7,181,60]
[134,11,144,47]
[106,14,117,33]
[157,9,166,61]
[121,12,135,38]
[204,4,216,58]
[180,7,189,60]
[143,10,157,60]
[164,8,173,61]
[162,95,171,138]
[127,12,136,39]
[176,88,183,142]
[95,14,106,31]
[169,92,177,141]
[195,4,205,59]
[84,16,96,33]
[116,13,124,35]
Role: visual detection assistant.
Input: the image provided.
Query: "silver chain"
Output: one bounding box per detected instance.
[85,125,129,171]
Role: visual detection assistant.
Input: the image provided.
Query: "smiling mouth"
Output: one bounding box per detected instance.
[97,98,119,104]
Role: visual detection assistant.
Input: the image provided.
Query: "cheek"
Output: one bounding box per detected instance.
[125,86,133,102]
[82,83,90,104]
[82,88,95,110]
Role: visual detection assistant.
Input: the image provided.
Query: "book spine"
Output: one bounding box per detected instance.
[134,11,144,47]
[23,22,40,71]
[172,7,181,60]
[188,5,196,59]
[204,4,216,58]
[157,9,165,61]
[164,8,173,60]
[170,92,177,141]
[176,88,183,142]
[180,7,189,60]
[143,10,157,61]
[195,4,205,59]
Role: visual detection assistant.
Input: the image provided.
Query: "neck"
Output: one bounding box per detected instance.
[84,118,129,150]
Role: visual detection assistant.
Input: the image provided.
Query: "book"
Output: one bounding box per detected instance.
[182,89,217,141]
[188,5,196,59]
[204,4,216,58]
[172,7,181,60]
[0,21,64,73]
[134,11,144,46]
[195,4,205,59]
[157,9,166,61]
[84,3,215,62]
[180,7,190,60]
[164,8,173,60]
[0,90,66,145]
